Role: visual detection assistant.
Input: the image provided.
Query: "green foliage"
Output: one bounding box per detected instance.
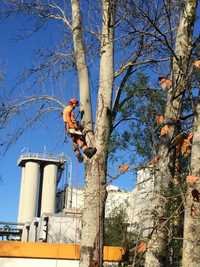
[162,179,186,267]
[110,72,166,164]
[104,205,128,246]
[104,205,149,267]
[104,205,137,246]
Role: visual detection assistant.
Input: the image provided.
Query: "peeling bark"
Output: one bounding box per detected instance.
[182,102,200,267]
[145,1,197,266]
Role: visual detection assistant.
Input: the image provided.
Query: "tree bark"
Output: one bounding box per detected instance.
[78,1,115,267]
[71,0,93,134]
[182,101,200,266]
[145,1,197,266]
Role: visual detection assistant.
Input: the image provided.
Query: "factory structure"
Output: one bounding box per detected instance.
[17,153,66,224]
[0,152,156,267]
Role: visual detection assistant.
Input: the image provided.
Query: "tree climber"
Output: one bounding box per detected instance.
[63,98,97,162]
[158,76,172,90]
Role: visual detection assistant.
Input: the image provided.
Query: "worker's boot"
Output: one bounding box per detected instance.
[83,147,97,159]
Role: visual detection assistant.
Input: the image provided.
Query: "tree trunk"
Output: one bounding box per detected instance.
[182,101,200,266]
[145,1,197,266]
[71,0,93,133]
[79,1,115,267]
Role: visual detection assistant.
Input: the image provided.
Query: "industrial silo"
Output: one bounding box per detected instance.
[17,153,66,223]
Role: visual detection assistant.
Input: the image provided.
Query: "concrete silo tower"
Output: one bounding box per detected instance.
[17,153,66,223]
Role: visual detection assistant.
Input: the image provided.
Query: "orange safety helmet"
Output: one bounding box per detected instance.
[69,98,79,106]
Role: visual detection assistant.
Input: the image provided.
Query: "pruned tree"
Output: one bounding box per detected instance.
[1,1,199,266]
[182,97,200,264]
[72,0,115,266]
[144,1,198,266]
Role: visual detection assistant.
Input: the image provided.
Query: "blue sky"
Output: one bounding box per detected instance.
[2,1,200,223]
[0,12,135,222]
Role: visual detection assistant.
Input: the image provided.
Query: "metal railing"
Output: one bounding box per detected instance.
[19,152,66,163]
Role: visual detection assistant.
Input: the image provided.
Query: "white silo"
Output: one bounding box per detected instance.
[17,166,26,223]
[17,161,40,223]
[40,164,58,214]
[17,153,66,224]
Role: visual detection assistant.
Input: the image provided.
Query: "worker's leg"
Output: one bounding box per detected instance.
[71,136,83,163]
[69,129,97,159]
[76,138,87,150]
[76,137,97,159]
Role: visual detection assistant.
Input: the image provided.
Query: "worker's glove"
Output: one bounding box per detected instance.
[76,122,83,130]
[74,126,81,131]
[68,128,83,136]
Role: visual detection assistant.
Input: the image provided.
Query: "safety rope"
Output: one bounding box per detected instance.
[74,164,79,246]
[96,160,102,266]
[55,221,62,267]
[55,157,71,267]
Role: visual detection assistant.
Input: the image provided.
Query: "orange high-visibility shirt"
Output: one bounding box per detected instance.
[63,105,77,129]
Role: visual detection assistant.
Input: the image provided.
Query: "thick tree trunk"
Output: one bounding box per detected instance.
[79,1,114,267]
[71,0,93,133]
[182,101,200,266]
[145,1,197,266]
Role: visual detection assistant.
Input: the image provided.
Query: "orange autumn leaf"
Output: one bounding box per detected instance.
[193,60,200,69]
[160,125,171,136]
[172,133,187,146]
[136,242,147,253]
[156,115,165,125]
[181,133,193,157]
[119,164,129,173]
[181,139,191,156]
[159,77,172,90]
[186,175,199,185]
[187,132,193,142]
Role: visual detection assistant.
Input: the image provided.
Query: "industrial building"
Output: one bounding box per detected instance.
[0,152,155,267]
[17,153,66,224]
